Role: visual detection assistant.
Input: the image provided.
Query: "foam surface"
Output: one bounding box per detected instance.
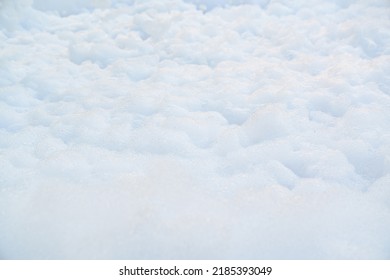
[1,0,390,259]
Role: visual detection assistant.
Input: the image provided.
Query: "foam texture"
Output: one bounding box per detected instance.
[1,0,390,259]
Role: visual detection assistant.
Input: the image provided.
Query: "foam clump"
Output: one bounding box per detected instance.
[32,0,112,16]
[1,0,390,259]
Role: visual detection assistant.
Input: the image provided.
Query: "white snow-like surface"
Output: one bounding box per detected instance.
[1,0,390,259]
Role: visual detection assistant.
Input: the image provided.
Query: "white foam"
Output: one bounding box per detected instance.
[1,0,390,259]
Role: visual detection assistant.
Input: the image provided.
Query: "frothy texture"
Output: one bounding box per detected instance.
[1,0,389,259]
